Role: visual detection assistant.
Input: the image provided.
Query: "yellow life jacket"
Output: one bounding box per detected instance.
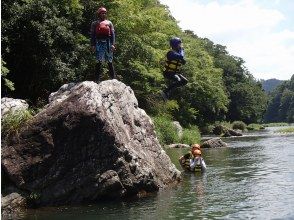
[164,59,181,73]
[191,164,202,172]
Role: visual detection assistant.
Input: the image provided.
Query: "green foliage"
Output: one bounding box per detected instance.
[181,126,201,145]
[214,121,232,129]
[264,75,294,123]
[1,109,34,138]
[274,127,294,133]
[201,38,268,123]
[246,123,265,131]
[2,0,91,102]
[1,0,270,129]
[232,121,247,131]
[152,115,179,146]
[1,59,15,92]
[262,122,289,127]
[199,124,215,134]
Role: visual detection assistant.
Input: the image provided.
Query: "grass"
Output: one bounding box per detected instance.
[181,126,201,145]
[247,123,265,131]
[152,115,180,146]
[232,121,247,131]
[152,115,201,146]
[263,122,289,127]
[274,127,294,133]
[1,109,34,138]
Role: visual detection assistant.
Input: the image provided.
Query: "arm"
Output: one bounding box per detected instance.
[179,153,190,163]
[109,21,115,46]
[90,21,97,47]
[190,158,196,169]
[201,158,207,169]
[167,50,186,64]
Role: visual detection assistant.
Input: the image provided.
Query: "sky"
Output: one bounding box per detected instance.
[159,0,294,80]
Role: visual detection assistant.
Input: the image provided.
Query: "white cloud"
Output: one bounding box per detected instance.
[160,0,294,80]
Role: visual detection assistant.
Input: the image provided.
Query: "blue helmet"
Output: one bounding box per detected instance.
[170,37,182,48]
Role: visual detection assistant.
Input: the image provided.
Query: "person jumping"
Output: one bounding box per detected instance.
[161,37,188,100]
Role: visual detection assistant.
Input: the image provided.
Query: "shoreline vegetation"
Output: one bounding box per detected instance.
[274,127,294,134]
[10,107,285,144]
[2,108,292,148]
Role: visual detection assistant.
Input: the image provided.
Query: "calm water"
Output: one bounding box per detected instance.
[22,127,294,219]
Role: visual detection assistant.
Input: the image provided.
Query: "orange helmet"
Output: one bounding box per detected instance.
[192,149,201,156]
[97,7,107,15]
[191,144,201,150]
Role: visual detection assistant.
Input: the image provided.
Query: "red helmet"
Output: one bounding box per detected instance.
[97,7,107,15]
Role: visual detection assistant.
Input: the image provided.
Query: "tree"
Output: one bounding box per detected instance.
[1,0,91,103]
[265,75,294,123]
[200,38,268,123]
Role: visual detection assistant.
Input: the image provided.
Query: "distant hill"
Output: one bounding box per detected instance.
[261,78,284,93]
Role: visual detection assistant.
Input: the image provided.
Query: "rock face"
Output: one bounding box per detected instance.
[172,121,183,138]
[213,125,242,137]
[1,192,27,219]
[166,143,190,148]
[201,138,228,148]
[1,97,29,117]
[223,129,242,137]
[1,80,181,206]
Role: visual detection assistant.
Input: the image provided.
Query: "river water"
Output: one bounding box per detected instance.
[23,127,294,219]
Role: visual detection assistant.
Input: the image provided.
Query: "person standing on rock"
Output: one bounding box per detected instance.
[179,144,206,172]
[161,37,188,100]
[90,6,116,82]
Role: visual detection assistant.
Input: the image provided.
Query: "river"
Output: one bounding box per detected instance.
[22,127,294,219]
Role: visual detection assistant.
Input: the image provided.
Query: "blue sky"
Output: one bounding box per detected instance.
[159,0,294,80]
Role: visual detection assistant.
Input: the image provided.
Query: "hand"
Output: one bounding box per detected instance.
[91,46,96,52]
[111,45,116,51]
[179,156,184,163]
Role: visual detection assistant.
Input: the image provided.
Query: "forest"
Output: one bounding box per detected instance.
[2,0,293,134]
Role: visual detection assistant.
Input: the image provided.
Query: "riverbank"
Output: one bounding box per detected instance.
[15,127,294,219]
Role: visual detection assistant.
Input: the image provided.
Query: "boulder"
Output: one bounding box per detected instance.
[201,138,227,148]
[172,121,183,138]
[1,192,27,219]
[212,125,228,135]
[223,129,243,137]
[1,80,181,206]
[1,97,29,117]
[166,143,190,148]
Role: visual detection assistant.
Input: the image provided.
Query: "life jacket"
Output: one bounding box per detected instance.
[180,152,203,172]
[96,20,111,38]
[164,59,181,73]
[181,157,191,171]
[191,163,202,172]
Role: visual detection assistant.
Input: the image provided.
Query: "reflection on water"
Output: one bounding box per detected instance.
[22,127,294,219]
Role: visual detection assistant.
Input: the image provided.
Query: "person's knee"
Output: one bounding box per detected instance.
[179,75,188,85]
[182,78,188,85]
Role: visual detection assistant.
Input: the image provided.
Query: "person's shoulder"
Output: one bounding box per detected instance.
[166,50,174,57]
[183,152,191,158]
[91,20,99,26]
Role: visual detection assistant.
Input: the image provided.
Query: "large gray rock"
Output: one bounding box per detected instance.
[166,143,189,148]
[201,138,228,148]
[1,192,27,219]
[1,80,181,206]
[1,97,29,117]
[223,129,243,137]
[172,121,183,138]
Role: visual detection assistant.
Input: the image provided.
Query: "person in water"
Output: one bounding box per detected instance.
[179,144,206,172]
